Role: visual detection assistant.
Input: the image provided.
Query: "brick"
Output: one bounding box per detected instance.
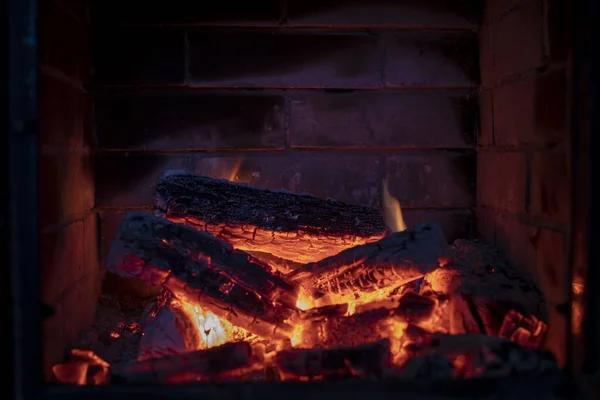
[475,207,496,244]
[289,91,476,149]
[40,75,86,148]
[95,154,192,207]
[99,210,131,267]
[384,31,479,88]
[40,155,61,227]
[95,91,285,150]
[385,154,475,208]
[479,24,494,87]
[543,306,567,367]
[530,151,569,222]
[41,303,64,380]
[187,31,380,88]
[477,152,527,213]
[39,0,90,83]
[287,0,481,29]
[94,28,185,86]
[478,90,494,146]
[493,216,537,278]
[483,0,521,23]
[493,0,545,80]
[530,228,565,304]
[544,0,569,62]
[92,0,282,25]
[39,153,93,227]
[58,0,90,24]
[493,70,566,145]
[194,153,384,206]
[84,213,100,278]
[402,209,474,242]
[60,154,94,221]
[41,220,85,304]
[60,272,102,345]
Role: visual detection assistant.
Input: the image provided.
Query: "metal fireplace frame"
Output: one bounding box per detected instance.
[6,0,599,398]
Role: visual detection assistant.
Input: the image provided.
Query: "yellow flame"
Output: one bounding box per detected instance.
[382,179,407,233]
[295,285,313,310]
[227,158,244,182]
[180,301,235,349]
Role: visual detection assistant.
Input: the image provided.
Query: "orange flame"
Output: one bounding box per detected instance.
[382,179,406,233]
[226,158,244,182]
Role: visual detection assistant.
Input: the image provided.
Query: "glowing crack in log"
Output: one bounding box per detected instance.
[289,221,449,308]
[106,211,299,340]
[155,171,387,264]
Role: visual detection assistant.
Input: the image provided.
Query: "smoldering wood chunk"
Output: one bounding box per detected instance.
[137,292,201,361]
[398,332,558,379]
[275,340,391,380]
[289,222,448,305]
[111,342,253,384]
[420,240,546,338]
[52,350,111,385]
[421,239,544,318]
[155,171,387,264]
[499,309,547,348]
[296,292,437,348]
[106,211,298,339]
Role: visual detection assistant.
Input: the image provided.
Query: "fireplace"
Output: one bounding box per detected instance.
[6,0,598,397]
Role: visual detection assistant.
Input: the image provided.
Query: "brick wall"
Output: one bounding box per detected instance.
[477,0,570,365]
[39,0,99,379]
[92,0,482,262]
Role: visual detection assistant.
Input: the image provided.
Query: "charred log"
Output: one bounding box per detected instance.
[106,212,298,339]
[112,342,253,384]
[155,171,387,264]
[419,240,546,339]
[275,340,391,380]
[397,332,558,379]
[289,222,448,306]
[421,240,544,318]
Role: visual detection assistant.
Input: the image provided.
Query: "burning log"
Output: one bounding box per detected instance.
[155,171,387,264]
[113,342,253,384]
[106,212,298,339]
[275,340,391,380]
[289,222,448,306]
[137,292,201,361]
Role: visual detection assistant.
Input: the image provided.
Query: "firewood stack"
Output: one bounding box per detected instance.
[53,171,554,384]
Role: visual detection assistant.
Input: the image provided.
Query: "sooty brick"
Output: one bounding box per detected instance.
[187,31,380,88]
[95,91,285,150]
[289,91,476,149]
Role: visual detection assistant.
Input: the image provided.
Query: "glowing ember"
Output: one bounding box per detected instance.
[178,299,257,350]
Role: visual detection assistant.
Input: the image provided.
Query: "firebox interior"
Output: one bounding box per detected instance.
[34,0,586,388]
